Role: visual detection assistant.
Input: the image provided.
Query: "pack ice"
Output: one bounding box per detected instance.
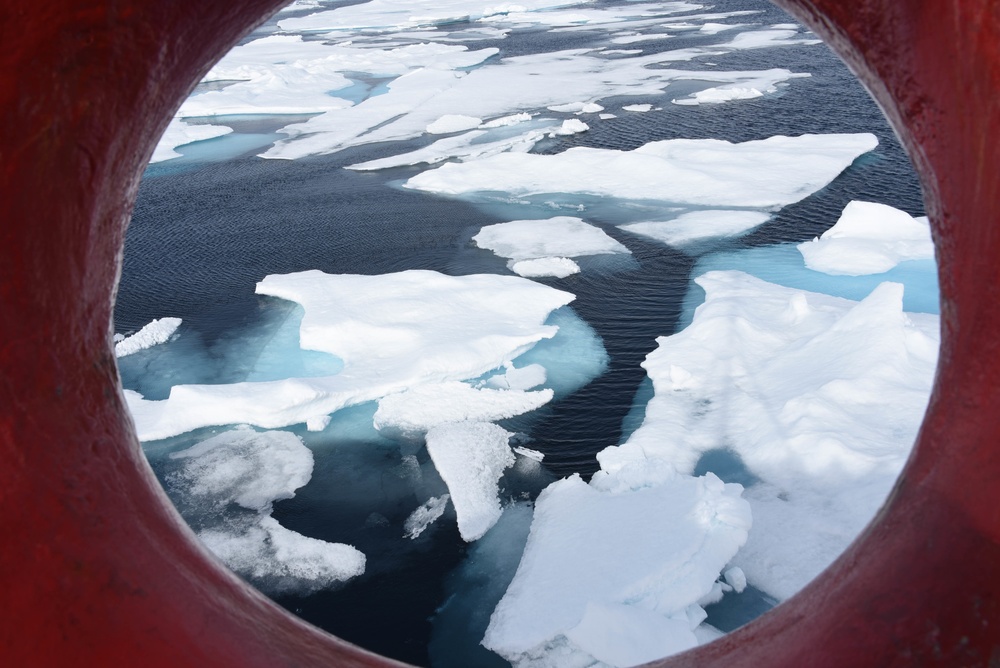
[125,270,574,441]
[598,270,939,601]
[406,133,878,209]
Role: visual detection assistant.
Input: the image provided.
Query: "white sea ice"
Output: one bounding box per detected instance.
[425,422,517,541]
[473,217,631,268]
[126,270,574,441]
[622,103,652,112]
[484,469,750,666]
[261,46,809,159]
[428,114,484,134]
[620,210,772,247]
[407,134,879,210]
[510,258,581,278]
[150,119,231,163]
[169,428,365,594]
[373,381,554,436]
[598,271,939,601]
[483,362,547,391]
[115,317,183,357]
[797,201,934,275]
[673,85,764,105]
[404,494,451,539]
[278,0,595,33]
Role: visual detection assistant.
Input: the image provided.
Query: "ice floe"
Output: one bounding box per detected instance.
[151,119,231,163]
[126,270,574,441]
[798,200,934,275]
[406,133,879,209]
[405,494,451,539]
[115,317,182,357]
[598,271,938,601]
[426,422,517,541]
[620,210,772,247]
[473,216,630,277]
[484,468,750,666]
[167,427,365,594]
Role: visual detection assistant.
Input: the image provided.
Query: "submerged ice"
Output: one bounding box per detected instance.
[168,427,365,595]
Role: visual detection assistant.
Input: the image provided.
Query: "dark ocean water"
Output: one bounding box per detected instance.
[118,1,926,665]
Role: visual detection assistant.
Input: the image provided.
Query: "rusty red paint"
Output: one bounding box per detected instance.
[1,0,998,665]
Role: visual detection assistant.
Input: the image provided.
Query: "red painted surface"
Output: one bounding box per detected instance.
[0,0,997,665]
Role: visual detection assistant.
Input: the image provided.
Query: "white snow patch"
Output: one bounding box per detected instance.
[798,201,934,275]
[549,118,589,135]
[115,317,183,357]
[425,422,516,541]
[484,362,548,391]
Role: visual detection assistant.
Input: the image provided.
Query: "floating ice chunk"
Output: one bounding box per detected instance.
[428,114,484,134]
[150,119,231,163]
[564,602,699,667]
[405,494,451,539]
[473,216,630,262]
[547,101,604,114]
[200,516,366,595]
[509,257,581,278]
[425,422,516,541]
[622,103,652,112]
[484,362,547,391]
[168,428,365,594]
[484,470,750,664]
[797,201,934,275]
[549,118,589,135]
[723,566,747,594]
[127,270,574,441]
[408,134,878,210]
[115,317,182,357]
[169,428,313,513]
[373,381,554,436]
[673,85,764,105]
[700,22,744,34]
[599,113,617,119]
[600,271,938,600]
[719,28,822,50]
[481,112,533,128]
[621,210,772,246]
[512,446,544,462]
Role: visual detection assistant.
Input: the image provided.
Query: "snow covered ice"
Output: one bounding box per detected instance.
[621,210,772,247]
[798,200,934,275]
[484,468,750,667]
[426,422,517,542]
[168,427,365,595]
[473,216,630,277]
[600,271,938,601]
[125,270,575,440]
[151,119,231,164]
[115,317,182,357]
[405,134,878,209]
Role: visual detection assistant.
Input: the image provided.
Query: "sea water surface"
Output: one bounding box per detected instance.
[117,1,930,665]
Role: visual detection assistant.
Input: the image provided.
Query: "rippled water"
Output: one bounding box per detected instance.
[118,1,926,665]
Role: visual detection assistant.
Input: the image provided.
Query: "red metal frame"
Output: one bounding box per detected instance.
[1,0,997,665]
